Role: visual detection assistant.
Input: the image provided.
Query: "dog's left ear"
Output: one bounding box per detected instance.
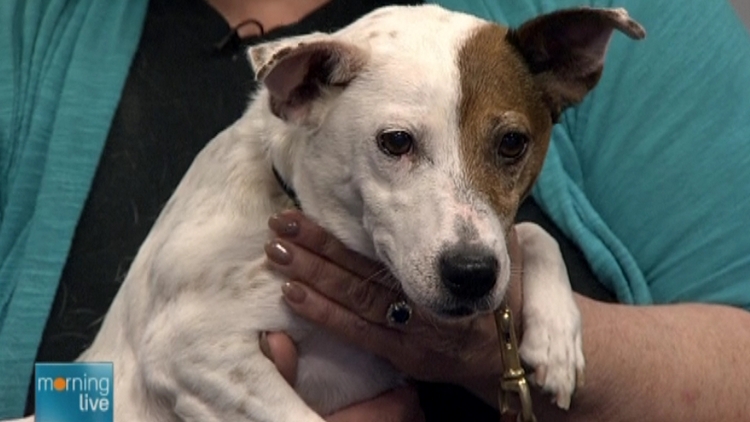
[248,35,367,123]
[507,7,645,120]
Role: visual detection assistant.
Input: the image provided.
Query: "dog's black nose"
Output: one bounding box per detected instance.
[438,247,498,301]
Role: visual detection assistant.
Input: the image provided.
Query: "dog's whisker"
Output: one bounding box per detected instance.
[363,268,401,291]
[362,268,391,285]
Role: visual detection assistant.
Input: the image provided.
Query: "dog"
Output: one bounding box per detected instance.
[10,4,644,422]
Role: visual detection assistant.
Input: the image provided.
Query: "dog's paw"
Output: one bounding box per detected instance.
[518,306,584,410]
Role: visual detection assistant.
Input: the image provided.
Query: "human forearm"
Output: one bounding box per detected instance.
[527,296,750,422]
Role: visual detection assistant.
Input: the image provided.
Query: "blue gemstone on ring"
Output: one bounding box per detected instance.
[387,301,412,325]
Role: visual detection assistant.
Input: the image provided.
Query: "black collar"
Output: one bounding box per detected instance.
[272,165,301,209]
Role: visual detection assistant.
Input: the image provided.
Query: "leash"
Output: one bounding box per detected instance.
[494,304,537,422]
[272,165,302,209]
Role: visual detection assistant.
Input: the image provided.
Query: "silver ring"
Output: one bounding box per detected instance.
[386,300,412,326]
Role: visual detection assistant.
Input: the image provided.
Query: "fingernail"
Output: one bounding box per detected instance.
[265,239,292,265]
[269,213,300,237]
[282,282,307,304]
[259,332,272,358]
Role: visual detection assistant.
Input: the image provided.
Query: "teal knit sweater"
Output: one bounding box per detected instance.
[0,0,147,417]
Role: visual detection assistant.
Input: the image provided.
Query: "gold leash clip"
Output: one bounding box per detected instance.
[494,304,536,422]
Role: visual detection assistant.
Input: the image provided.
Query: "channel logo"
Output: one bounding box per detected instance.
[35,362,113,422]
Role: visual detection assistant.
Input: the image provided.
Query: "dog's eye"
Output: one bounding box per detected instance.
[377,130,414,157]
[497,132,529,161]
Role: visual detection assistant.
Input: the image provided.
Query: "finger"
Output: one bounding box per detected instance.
[325,385,424,422]
[268,210,385,280]
[281,281,408,363]
[259,331,299,385]
[266,238,405,326]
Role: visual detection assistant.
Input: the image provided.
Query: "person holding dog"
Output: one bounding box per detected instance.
[1,0,749,421]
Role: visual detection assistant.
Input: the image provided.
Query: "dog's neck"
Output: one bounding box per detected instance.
[237,90,311,212]
[272,165,301,209]
[238,95,377,258]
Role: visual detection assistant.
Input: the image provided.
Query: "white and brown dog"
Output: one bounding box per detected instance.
[12,4,644,422]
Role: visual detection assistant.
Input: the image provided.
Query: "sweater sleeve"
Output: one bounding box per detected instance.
[0,0,148,417]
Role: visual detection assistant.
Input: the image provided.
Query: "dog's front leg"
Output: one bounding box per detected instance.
[515,222,585,410]
[138,301,326,422]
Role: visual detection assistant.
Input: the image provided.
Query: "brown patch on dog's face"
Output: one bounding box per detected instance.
[457,24,554,227]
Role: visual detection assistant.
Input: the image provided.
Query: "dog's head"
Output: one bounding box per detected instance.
[249,5,644,318]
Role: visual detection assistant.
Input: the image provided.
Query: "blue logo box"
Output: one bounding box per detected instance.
[35,362,113,422]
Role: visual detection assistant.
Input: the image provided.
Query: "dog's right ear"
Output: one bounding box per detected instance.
[248,35,368,123]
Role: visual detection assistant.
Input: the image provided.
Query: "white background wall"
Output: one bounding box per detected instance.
[730,0,750,28]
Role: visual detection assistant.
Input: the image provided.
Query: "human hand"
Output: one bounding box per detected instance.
[259,332,425,422]
[264,210,524,405]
